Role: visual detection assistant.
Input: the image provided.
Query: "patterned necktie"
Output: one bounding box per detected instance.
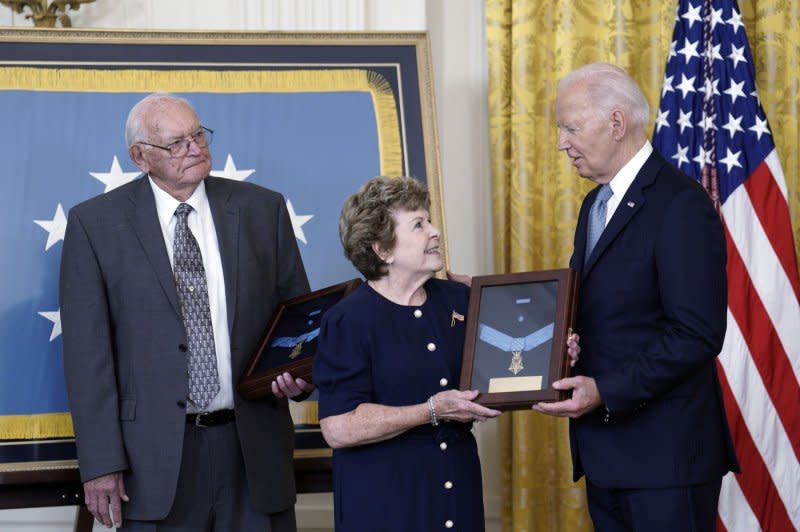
[173,203,220,408]
[584,184,613,265]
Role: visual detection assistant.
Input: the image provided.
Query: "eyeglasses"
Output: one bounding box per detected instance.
[137,126,214,158]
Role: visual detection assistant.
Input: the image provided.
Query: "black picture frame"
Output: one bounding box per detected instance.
[459,269,579,410]
[238,278,362,400]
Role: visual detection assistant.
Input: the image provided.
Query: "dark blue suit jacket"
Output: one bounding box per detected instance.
[568,149,739,488]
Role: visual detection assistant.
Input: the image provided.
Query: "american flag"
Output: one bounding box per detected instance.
[652,0,800,530]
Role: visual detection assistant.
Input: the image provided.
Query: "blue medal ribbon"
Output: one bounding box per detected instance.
[478,322,554,352]
[270,327,320,348]
[478,322,554,375]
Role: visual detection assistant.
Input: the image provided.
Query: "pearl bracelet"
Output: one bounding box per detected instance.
[428,396,439,426]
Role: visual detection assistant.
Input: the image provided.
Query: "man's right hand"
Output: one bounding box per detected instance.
[83,472,129,528]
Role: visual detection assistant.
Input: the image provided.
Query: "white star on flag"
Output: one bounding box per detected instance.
[726,7,744,34]
[677,38,701,63]
[749,115,771,140]
[286,199,313,245]
[728,44,748,69]
[704,43,722,62]
[719,147,743,172]
[722,113,744,138]
[661,74,675,97]
[671,144,690,168]
[676,73,697,97]
[38,309,61,342]
[210,154,255,181]
[33,203,67,251]
[700,76,720,97]
[90,156,140,192]
[655,109,670,133]
[696,112,717,132]
[692,145,711,167]
[677,109,694,133]
[709,7,724,29]
[723,79,747,103]
[680,3,703,29]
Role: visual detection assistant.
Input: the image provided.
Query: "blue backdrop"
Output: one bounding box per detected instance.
[0,89,381,419]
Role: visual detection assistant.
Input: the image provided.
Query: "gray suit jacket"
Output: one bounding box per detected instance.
[60,176,310,520]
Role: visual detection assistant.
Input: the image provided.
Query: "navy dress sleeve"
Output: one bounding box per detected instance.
[314,303,372,419]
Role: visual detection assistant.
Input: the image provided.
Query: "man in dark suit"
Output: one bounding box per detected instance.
[533,63,739,531]
[60,93,311,531]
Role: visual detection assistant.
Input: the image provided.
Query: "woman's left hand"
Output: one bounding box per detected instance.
[566,332,581,367]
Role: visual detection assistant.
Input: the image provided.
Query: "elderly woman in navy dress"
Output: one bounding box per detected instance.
[313,176,578,531]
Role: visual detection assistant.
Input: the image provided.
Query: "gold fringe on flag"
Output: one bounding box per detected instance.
[0,66,403,176]
[0,412,74,439]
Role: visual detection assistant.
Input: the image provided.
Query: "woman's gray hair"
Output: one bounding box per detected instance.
[558,62,651,131]
[339,176,431,280]
[125,93,195,147]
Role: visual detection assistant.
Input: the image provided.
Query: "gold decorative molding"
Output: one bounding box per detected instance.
[0,0,95,27]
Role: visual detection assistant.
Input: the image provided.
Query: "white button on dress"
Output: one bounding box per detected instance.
[427,342,436,352]
[414,309,422,318]
[439,378,448,387]
[440,442,448,451]
[445,520,454,528]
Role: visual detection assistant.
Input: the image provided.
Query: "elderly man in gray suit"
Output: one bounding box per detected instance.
[60,93,311,531]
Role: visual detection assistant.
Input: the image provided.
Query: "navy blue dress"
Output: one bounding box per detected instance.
[314,279,485,532]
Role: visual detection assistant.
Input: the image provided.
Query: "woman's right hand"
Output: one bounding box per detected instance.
[432,389,501,423]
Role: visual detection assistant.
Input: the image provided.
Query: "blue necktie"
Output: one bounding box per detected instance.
[173,203,220,409]
[585,184,613,265]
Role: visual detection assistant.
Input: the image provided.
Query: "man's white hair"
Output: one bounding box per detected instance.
[558,62,651,131]
[125,93,195,147]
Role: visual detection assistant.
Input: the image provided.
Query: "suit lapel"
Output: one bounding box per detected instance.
[582,152,663,277]
[206,177,240,333]
[573,188,594,272]
[126,177,181,316]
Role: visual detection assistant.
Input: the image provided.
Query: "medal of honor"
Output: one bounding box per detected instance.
[270,328,320,360]
[509,351,524,375]
[478,322,554,376]
[289,341,304,360]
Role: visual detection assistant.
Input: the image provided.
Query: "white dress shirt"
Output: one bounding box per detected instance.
[605,141,654,225]
[149,178,234,413]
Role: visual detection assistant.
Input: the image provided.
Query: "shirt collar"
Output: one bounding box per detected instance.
[148,177,208,226]
[608,141,653,199]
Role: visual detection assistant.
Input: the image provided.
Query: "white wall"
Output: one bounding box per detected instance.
[0,1,496,530]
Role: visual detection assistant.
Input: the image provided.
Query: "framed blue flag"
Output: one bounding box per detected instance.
[0,29,445,489]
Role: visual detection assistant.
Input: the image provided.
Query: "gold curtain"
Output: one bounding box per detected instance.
[485,1,800,530]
